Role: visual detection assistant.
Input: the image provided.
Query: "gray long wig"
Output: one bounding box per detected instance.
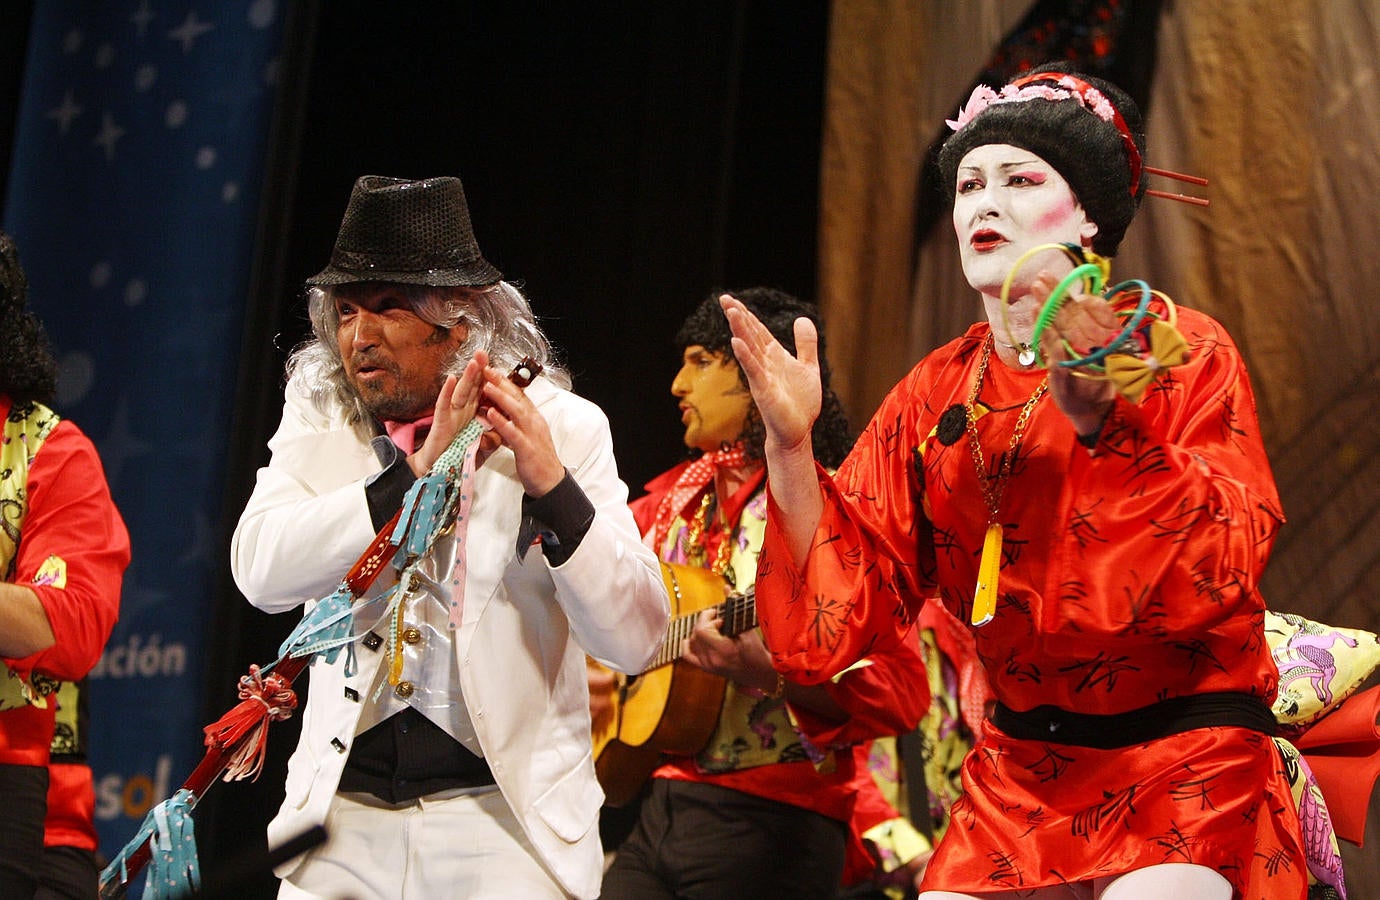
[286,280,570,436]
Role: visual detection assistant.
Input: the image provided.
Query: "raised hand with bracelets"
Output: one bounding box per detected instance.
[998,242,1190,439]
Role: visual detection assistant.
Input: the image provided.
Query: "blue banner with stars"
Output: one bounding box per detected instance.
[3,0,285,867]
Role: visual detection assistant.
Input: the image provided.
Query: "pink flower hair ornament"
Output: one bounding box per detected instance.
[945,75,1116,133]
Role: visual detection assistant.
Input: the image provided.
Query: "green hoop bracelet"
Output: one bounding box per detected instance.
[1029,263,1104,365]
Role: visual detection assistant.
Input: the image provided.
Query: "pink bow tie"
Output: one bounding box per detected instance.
[383,415,435,455]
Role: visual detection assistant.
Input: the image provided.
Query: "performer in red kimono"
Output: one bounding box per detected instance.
[723,64,1310,899]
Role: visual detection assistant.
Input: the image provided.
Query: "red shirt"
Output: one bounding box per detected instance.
[0,397,127,851]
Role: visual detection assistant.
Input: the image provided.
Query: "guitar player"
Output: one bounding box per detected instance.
[596,288,929,899]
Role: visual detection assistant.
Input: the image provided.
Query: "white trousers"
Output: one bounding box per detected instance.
[277,788,569,899]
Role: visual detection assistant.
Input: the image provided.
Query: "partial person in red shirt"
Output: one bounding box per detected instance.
[0,230,129,898]
[596,288,927,900]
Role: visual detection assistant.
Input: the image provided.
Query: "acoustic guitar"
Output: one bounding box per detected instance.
[590,561,758,806]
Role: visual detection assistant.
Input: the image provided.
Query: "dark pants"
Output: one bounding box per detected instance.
[35,846,98,900]
[602,778,847,900]
[0,764,49,899]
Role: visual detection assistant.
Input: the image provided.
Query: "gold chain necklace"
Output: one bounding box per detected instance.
[684,490,734,576]
[965,336,1047,626]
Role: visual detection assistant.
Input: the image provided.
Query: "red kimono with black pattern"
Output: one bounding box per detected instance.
[754,308,1308,899]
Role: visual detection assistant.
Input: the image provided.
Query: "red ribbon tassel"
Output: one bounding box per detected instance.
[202,665,299,783]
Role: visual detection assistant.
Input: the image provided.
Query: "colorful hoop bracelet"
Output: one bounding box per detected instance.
[1029,262,1105,365]
[1055,278,1152,369]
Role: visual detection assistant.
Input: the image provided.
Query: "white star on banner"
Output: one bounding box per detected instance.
[130,0,155,39]
[248,0,278,30]
[167,10,214,55]
[46,89,83,136]
[134,64,157,92]
[92,111,125,161]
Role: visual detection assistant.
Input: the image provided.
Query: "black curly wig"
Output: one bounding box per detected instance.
[0,231,58,406]
[675,287,853,469]
[938,62,1147,257]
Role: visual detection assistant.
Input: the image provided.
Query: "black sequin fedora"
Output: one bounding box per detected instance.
[306,175,502,287]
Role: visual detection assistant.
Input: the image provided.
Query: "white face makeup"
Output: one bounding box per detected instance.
[951,143,1098,299]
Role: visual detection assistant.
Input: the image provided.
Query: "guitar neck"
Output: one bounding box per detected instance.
[645,588,757,672]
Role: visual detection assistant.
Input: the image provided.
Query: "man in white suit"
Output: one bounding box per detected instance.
[231,175,669,899]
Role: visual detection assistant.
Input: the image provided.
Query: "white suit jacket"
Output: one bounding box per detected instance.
[231,373,669,899]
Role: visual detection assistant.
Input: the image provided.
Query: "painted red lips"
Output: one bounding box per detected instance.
[970,229,1006,252]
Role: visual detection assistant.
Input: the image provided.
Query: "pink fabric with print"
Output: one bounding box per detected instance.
[647,443,748,553]
[446,440,480,631]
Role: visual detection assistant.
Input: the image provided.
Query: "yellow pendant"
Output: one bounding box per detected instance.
[971,521,1003,626]
[388,604,406,685]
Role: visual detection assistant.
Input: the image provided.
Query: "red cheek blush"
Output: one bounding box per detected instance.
[1034,196,1079,232]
